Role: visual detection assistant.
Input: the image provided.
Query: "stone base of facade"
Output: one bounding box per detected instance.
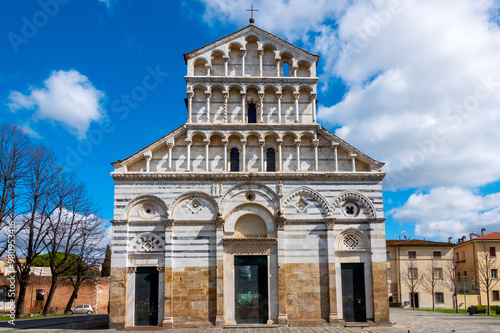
[287,319,330,327]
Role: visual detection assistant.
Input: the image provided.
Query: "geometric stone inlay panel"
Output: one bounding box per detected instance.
[132,235,163,252]
[343,234,359,249]
[187,197,204,214]
[294,196,309,213]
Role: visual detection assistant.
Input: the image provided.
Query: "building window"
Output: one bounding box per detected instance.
[283,62,290,77]
[408,251,416,259]
[493,290,500,301]
[36,289,44,302]
[230,148,239,171]
[463,270,467,281]
[434,268,443,279]
[490,247,496,257]
[435,292,444,303]
[458,272,461,280]
[387,268,390,278]
[386,251,390,259]
[492,269,498,279]
[462,251,466,260]
[456,253,459,261]
[266,148,276,171]
[409,268,418,279]
[433,251,442,259]
[248,104,257,123]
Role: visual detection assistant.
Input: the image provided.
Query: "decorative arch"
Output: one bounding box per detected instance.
[225,203,274,234]
[299,131,316,140]
[188,130,207,140]
[332,191,376,220]
[209,83,226,93]
[334,228,370,252]
[228,41,244,49]
[297,84,315,93]
[281,83,297,92]
[280,131,299,140]
[190,83,208,91]
[130,232,165,253]
[124,194,168,220]
[281,186,331,216]
[170,191,220,217]
[210,49,228,58]
[208,131,227,141]
[244,131,263,141]
[220,182,279,212]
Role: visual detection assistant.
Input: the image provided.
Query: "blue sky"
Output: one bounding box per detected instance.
[2,0,500,242]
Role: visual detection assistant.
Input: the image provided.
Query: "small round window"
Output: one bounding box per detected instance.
[245,191,256,202]
[343,202,359,217]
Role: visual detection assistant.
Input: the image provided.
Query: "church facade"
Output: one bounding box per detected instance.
[109,24,390,328]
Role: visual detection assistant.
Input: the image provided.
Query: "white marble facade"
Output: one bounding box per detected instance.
[110,24,390,328]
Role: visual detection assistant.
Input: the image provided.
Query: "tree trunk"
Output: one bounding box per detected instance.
[15,272,30,318]
[455,293,458,313]
[432,292,435,311]
[487,292,490,315]
[64,278,81,314]
[42,275,58,316]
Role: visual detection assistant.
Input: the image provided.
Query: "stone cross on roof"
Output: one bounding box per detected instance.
[246,4,259,24]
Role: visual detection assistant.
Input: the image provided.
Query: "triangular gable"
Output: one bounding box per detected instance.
[318,127,385,170]
[183,24,319,64]
[111,125,186,167]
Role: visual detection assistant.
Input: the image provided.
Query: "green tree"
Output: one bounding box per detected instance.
[100,244,111,277]
[32,252,79,276]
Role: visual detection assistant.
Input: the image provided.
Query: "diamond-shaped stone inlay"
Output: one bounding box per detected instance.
[295,197,309,213]
[142,239,154,252]
[343,234,359,249]
[133,235,163,253]
[187,197,203,214]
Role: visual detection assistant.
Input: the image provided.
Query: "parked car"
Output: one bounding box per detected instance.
[70,304,93,315]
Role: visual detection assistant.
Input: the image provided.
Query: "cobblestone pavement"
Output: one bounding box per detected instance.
[4,308,500,333]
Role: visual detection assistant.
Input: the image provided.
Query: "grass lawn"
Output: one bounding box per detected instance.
[409,308,500,317]
[0,314,67,321]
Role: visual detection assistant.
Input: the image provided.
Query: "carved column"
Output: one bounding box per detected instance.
[163,220,174,328]
[241,140,247,172]
[167,142,173,171]
[332,142,339,172]
[325,218,338,324]
[259,140,265,171]
[276,213,287,326]
[185,139,192,172]
[311,93,317,123]
[313,139,319,171]
[276,57,281,77]
[223,92,229,123]
[215,214,225,326]
[240,49,246,76]
[258,49,264,77]
[293,92,300,123]
[276,92,282,123]
[223,141,228,172]
[258,92,264,123]
[144,151,152,172]
[187,91,193,123]
[277,140,283,172]
[351,153,357,172]
[223,56,229,76]
[295,139,301,172]
[204,139,210,171]
[241,92,246,122]
[205,92,211,122]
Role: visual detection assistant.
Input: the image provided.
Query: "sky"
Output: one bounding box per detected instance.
[1,0,500,242]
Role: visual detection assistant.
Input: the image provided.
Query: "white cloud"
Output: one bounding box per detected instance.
[7,70,105,140]
[389,187,500,240]
[315,0,500,189]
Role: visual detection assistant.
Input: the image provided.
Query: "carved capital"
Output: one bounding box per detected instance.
[275,217,286,230]
[325,218,336,230]
[216,218,225,231]
[223,92,229,100]
[205,92,212,99]
[294,139,301,147]
[312,139,319,148]
[157,266,165,273]
[187,91,194,98]
[165,219,174,230]
[293,92,300,100]
[240,50,246,57]
[166,142,174,149]
[110,219,127,225]
[276,92,282,100]
[128,267,137,274]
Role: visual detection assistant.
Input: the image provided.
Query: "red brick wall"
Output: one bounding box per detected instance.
[0,275,109,315]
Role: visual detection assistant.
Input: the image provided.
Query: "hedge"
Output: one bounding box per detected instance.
[389,302,401,308]
[467,305,500,314]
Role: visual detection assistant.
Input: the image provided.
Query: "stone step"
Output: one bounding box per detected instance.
[224,324,279,329]
[343,322,371,328]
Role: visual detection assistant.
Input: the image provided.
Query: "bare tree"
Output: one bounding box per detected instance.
[401,258,422,309]
[14,145,62,318]
[0,124,29,257]
[476,241,499,315]
[421,259,443,311]
[41,174,95,316]
[443,259,459,313]
[64,214,106,314]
